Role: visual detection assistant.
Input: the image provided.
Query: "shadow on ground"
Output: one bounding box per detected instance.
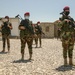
[55,65,75,72]
[0,51,8,54]
[12,59,33,63]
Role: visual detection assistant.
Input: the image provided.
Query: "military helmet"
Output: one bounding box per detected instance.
[5,16,9,19]
[63,6,70,11]
[24,12,30,16]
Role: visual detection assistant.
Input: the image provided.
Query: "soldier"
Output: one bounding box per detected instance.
[58,6,75,66]
[1,16,13,53]
[57,28,61,40]
[34,21,43,48]
[19,12,34,60]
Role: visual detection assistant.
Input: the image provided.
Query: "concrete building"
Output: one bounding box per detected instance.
[40,22,54,38]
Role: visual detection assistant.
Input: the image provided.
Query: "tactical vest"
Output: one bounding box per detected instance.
[20,19,34,38]
[2,22,11,35]
[59,16,75,40]
[35,25,42,34]
[60,16,75,32]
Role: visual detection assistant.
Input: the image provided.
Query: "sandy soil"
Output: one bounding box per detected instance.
[0,38,75,75]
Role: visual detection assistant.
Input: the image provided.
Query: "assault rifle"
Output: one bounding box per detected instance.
[60,12,75,28]
[15,14,23,21]
[15,14,34,34]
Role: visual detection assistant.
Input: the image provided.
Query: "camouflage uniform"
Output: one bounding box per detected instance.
[57,28,61,39]
[1,17,12,52]
[19,17,34,60]
[34,24,42,48]
[58,6,75,65]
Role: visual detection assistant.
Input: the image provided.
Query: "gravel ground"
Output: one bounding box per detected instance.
[0,38,75,75]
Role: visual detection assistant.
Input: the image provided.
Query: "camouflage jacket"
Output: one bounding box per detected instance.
[58,16,75,40]
[19,19,34,38]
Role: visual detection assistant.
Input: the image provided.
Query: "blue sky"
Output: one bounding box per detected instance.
[0,0,75,23]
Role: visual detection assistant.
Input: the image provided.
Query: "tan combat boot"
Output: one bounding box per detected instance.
[29,54,32,60]
[1,48,5,52]
[21,53,24,60]
[69,58,73,66]
[64,58,67,66]
[8,48,10,53]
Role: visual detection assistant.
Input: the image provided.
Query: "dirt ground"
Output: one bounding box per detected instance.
[0,38,75,75]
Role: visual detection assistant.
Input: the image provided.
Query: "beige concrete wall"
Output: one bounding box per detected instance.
[9,18,20,36]
[41,22,54,38]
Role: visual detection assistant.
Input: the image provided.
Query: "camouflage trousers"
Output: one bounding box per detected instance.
[20,35,33,55]
[35,34,42,47]
[2,34,10,49]
[62,37,74,58]
[57,30,61,39]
